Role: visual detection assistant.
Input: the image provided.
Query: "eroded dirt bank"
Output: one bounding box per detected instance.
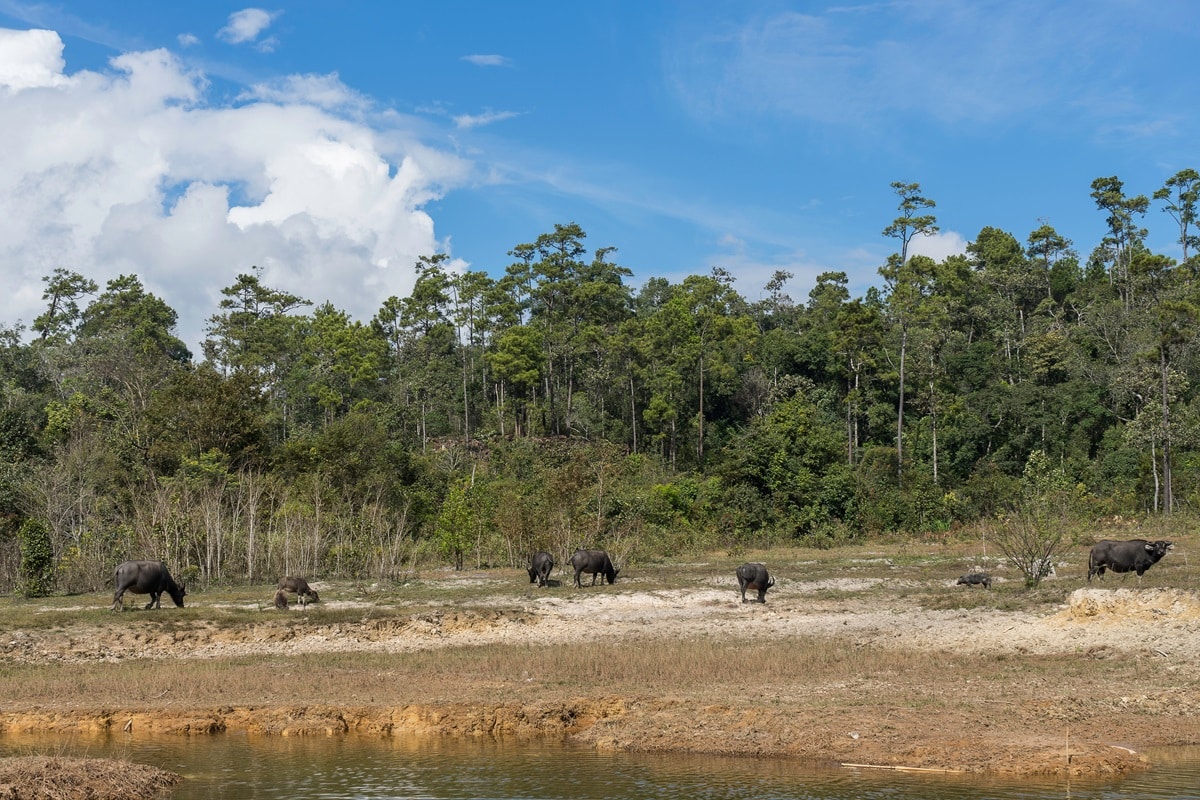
[4,569,1200,777]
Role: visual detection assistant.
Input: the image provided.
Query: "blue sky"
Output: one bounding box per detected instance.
[1,1,1198,353]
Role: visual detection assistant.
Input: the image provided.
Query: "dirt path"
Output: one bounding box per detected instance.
[4,567,1200,776]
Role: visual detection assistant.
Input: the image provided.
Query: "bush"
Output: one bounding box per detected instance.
[990,451,1076,588]
[18,517,55,598]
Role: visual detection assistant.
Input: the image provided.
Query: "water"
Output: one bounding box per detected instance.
[3,734,1200,799]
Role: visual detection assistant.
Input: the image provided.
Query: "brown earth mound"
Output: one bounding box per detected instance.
[0,756,181,800]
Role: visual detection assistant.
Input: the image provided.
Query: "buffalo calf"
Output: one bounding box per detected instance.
[277,575,319,606]
[956,572,991,589]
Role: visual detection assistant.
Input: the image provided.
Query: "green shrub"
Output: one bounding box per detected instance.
[18,517,55,598]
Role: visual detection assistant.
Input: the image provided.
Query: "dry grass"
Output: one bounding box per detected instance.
[1,530,1195,713]
[0,629,1140,716]
[0,756,181,800]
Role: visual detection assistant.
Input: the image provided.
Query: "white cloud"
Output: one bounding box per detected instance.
[217,8,278,46]
[0,27,70,90]
[177,32,200,48]
[461,54,511,67]
[453,109,519,130]
[907,229,968,262]
[241,72,369,112]
[0,27,470,354]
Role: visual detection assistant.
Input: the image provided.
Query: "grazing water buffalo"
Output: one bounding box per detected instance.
[277,576,319,606]
[956,572,992,589]
[1088,539,1173,582]
[527,551,554,587]
[736,563,775,603]
[571,549,619,587]
[111,560,186,611]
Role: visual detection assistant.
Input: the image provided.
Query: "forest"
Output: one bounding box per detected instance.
[2,173,1199,596]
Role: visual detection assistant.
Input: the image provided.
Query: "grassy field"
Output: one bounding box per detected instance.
[1,524,1198,775]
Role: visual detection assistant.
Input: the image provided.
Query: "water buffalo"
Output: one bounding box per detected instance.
[571,549,619,587]
[956,572,992,589]
[111,560,186,611]
[527,551,554,587]
[274,589,289,610]
[277,576,320,606]
[736,562,775,603]
[1087,539,1173,582]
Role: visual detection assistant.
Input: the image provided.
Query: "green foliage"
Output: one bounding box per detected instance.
[18,517,55,598]
[7,195,1200,587]
[33,268,97,342]
[434,480,473,570]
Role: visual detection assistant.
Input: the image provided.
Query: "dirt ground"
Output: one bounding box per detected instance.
[3,549,1200,778]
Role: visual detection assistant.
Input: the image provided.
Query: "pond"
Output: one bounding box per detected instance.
[3,734,1200,799]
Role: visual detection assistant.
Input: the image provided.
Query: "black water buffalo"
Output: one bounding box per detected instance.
[111,560,186,611]
[277,576,319,605]
[736,562,775,603]
[1087,539,1173,582]
[571,549,619,587]
[956,572,992,589]
[527,551,554,587]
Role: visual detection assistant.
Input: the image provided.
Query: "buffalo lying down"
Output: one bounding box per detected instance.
[736,562,775,603]
[571,549,619,587]
[277,576,320,606]
[1088,539,1173,582]
[111,560,186,611]
[527,551,554,587]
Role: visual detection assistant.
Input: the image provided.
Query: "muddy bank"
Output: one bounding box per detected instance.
[0,697,1154,777]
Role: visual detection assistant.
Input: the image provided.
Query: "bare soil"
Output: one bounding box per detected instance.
[3,544,1200,778]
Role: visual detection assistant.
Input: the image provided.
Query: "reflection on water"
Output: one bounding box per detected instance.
[3,733,1200,799]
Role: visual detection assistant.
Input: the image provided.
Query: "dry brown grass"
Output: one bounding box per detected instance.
[0,630,1139,717]
[0,756,181,800]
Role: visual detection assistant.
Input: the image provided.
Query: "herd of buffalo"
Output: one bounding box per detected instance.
[108,537,1178,611]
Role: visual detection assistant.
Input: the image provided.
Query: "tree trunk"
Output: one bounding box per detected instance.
[697,353,705,465]
[1161,348,1173,514]
[629,373,638,454]
[896,325,907,481]
[930,378,939,487]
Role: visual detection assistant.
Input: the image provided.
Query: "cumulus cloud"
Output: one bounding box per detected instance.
[177,33,201,48]
[907,230,968,263]
[0,27,470,354]
[0,28,70,90]
[461,54,511,67]
[217,8,278,46]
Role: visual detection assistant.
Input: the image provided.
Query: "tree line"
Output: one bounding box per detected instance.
[2,172,1199,595]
